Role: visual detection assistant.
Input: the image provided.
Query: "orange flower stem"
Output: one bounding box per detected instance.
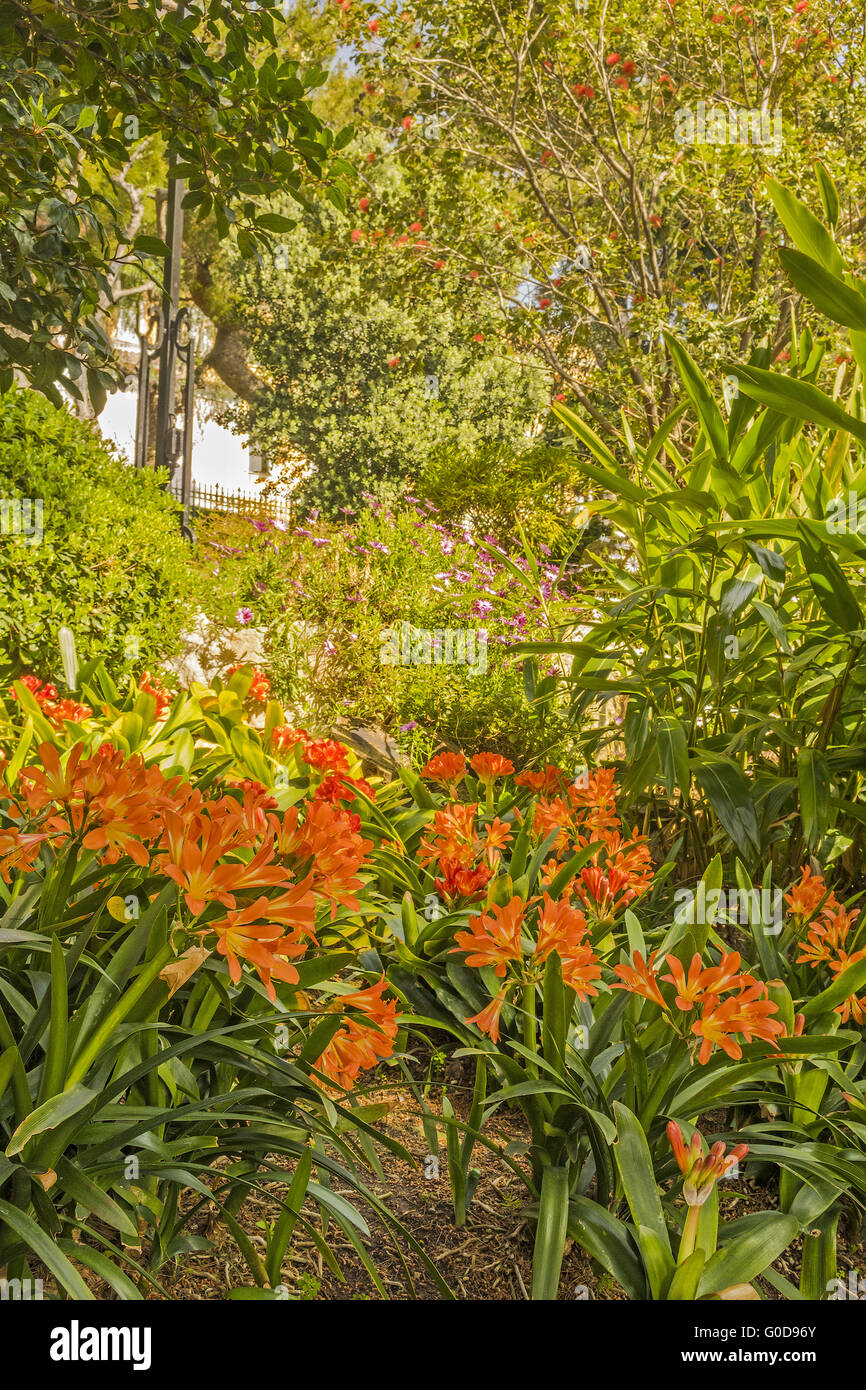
[523,980,538,1077]
[678,1201,702,1264]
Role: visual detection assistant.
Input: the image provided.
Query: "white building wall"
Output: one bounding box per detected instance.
[98,386,262,493]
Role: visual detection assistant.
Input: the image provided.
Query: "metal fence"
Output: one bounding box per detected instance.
[189,483,291,522]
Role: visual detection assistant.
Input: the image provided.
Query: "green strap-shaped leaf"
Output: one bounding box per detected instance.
[657,714,690,801]
[6,1084,97,1157]
[612,1101,673,1299]
[729,364,866,445]
[692,757,760,857]
[799,1207,840,1300]
[0,1198,94,1299]
[766,177,845,275]
[779,247,866,331]
[801,954,866,1022]
[663,331,727,465]
[814,160,840,230]
[666,1248,706,1300]
[551,401,645,504]
[798,524,864,633]
[697,1212,800,1297]
[567,1196,647,1300]
[531,1165,570,1300]
[798,747,830,852]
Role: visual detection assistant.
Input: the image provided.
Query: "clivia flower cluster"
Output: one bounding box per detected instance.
[271,724,376,806]
[419,800,512,903]
[0,741,372,1005]
[531,768,654,924]
[225,663,271,705]
[9,674,92,726]
[667,1121,749,1206]
[138,670,175,719]
[787,867,866,1025]
[313,977,401,1091]
[613,948,786,1065]
[453,893,602,1043]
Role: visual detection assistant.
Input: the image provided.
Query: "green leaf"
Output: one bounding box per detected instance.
[799,1207,840,1300]
[663,332,727,465]
[567,1197,647,1300]
[55,1158,138,1239]
[6,1085,96,1156]
[692,757,759,856]
[657,715,690,801]
[531,1165,570,1300]
[256,212,296,232]
[133,234,171,258]
[798,525,864,633]
[798,747,830,852]
[0,1198,94,1299]
[698,1213,800,1297]
[728,365,866,446]
[551,402,645,504]
[779,247,866,331]
[667,1248,706,1300]
[801,954,866,1022]
[612,1102,672,1299]
[813,161,840,230]
[766,178,845,276]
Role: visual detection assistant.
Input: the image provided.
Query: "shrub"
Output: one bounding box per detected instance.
[194,502,584,765]
[0,388,200,687]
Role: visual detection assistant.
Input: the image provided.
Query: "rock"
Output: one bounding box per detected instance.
[333,721,410,774]
[164,610,266,687]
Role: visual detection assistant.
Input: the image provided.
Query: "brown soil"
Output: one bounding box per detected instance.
[28,1065,866,1301]
[154,1077,865,1302]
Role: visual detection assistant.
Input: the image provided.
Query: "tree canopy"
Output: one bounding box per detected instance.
[0,0,351,405]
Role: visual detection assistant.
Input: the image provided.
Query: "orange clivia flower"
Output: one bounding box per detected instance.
[667,1121,748,1206]
[797,903,860,968]
[271,725,310,753]
[302,739,352,777]
[208,899,310,1001]
[535,894,601,998]
[470,752,515,782]
[612,949,668,1008]
[691,985,785,1065]
[465,987,511,1043]
[453,896,525,977]
[272,799,372,915]
[314,977,401,1090]
[139,670,175,718]
[483,817,512,863]
[785,866,837,924]
[515,765,565,794]
[0,827,49,882]
[225,664,271,705]
[437,859,493,902]
[661,952,706,1012]
[420,752,467,787]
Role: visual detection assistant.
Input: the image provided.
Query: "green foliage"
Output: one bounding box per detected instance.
[196,505,578,764]
[226,165,549,513]
[0,388,198,685]
[0,0,349,400]
[360,0,866,443]
[506,174,866,874]
[417,440,583,550]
